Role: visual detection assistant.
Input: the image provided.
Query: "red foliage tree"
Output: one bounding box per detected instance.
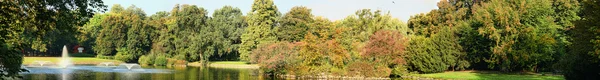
[362,30,408,66]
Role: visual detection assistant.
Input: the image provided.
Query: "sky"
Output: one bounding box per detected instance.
[102,0,441,21]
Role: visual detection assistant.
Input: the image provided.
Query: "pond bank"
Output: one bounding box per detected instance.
[414,71,564,80]
[188,61,260,69]
[23,57,123,65]
[279,74,392,80]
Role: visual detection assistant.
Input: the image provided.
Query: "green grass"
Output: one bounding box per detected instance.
[415,71,564,80]
[23,57,123,65]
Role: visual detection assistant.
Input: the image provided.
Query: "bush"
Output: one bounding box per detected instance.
[114,48,136,62]
[96,55,114,59]
[347,61,391,77]
[406,36,447,73]
[138,55,155,65]
[114,53,134,62]
[154,55,167,66]
[250,42,301,75]
[138,55,147,64]
[167,58,176,66]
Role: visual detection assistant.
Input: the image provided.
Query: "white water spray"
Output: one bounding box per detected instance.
[59,45,71,68]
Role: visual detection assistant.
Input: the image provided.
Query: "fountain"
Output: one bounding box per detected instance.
[98,62,116,67]
[59,45,71,68]
[31,61,52,67]
[116,63,144,71]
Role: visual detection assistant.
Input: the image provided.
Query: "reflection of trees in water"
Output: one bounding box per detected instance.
[95,72,115,80]
[21,66,269,80]
[118,72,140,80]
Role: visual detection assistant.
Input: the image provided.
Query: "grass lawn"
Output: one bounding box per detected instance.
[23,57,123,65]
[415,71,564,80]
[204,61,259,69]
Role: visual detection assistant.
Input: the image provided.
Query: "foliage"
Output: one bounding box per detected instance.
[406,36,447,73]
[138,55,149,65]
[472,0,561,71]
[0,44,26,78]
[338,9,408,60]
[276,6,314,42]
[0,0,105,78]
[558,0,600,79]
[154,55,168,66]
[239,0,281,61]
[362,30,407,67]
[94,5,149,58]
[361,30,408,76]
[114,48,135,62]
[346,60,391,77]
[249,42,300,75]
[206,6,247,60]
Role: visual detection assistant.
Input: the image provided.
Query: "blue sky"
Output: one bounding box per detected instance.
[102,0,440,21]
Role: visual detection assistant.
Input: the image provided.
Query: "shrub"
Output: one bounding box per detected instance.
[167,58,177,66]
[406,36,447,73]
[154,55,167,66]
[347,61,391,77]
[250,42,301,75]
[114,48,135,62]
[114,53,134,62]
[138,55,154,65]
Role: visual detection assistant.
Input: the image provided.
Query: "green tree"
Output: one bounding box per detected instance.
[472,0,561,71]
[0,0,106,78]
[276,6,314,42]
[94,4,129,57]
[406,36,446,73]
[170,4,209,62]
[559,0,600,79]
[338,9,407,60]
[207,6,246,60]
[240,0,281,61]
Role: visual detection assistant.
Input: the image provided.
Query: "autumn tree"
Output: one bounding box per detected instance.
[362,30,408,76]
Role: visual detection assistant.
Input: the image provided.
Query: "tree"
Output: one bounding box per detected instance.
[170,4,209,62]
[147,11,175,59]
[249,42,300,75]
[0,0,106,78]
[361,30,408,76]
[472,0,561,71]
[276,6,314,42]
[94,4,129,57]
[240,0,281,61]
[559,0,600,79]
[338,9,407,60]
[207,6,246,60]
[406,36,446,73]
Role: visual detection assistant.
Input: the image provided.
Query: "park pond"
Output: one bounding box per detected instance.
[21,64,274,80]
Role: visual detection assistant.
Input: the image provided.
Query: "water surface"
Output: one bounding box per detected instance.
[22,65,274,80]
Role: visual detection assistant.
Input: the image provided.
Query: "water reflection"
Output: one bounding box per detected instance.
[22,65,273,80]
